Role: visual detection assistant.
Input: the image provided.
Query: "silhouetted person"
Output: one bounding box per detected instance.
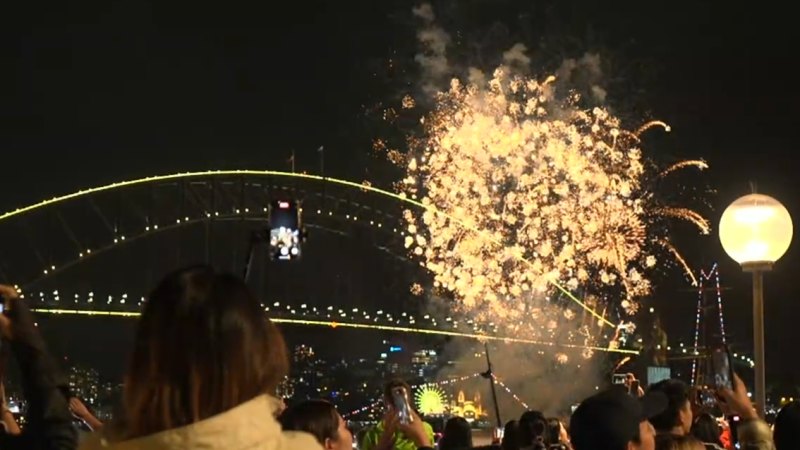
[774,401,800,450]
[439,416,472,450]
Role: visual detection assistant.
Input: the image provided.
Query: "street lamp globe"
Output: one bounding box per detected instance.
[719,193,793,268]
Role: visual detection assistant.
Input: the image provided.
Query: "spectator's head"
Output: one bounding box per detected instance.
[279,400,353,450]
[518,410,548,448]
[690,413,721,446]
[570,389,667,450]
[439,416,472,450]
[654,434,705,450]
[647,379,692,435]
[382,378,412,411]
[501,419,519,450]
[774,400,800,450]
[122,265,289,438]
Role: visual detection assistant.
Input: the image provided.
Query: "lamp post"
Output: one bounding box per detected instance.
[719,193,793,418]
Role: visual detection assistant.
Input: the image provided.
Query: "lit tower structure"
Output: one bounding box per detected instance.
[685,264,730,386]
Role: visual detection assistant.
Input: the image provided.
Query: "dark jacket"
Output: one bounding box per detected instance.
[0,298,77,449]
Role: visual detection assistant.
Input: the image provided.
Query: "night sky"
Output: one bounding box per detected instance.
[1,1,799,386]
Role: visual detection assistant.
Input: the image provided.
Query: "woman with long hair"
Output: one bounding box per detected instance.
[80,265,321,449]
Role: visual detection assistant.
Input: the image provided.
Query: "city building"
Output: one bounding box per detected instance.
[68,365,100,405]
[411,349,438,378]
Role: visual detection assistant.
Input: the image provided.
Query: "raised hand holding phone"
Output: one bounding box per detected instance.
[717,373,757,420]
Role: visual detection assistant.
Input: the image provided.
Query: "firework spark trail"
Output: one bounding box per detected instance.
[635,120,671,136]
[656,207,711,235]
[657,239,698,286]
[397,65,708,343]
[659,160,708,178]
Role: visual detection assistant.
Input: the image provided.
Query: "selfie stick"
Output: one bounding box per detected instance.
[481,342,502,429]
[243,230,267,282]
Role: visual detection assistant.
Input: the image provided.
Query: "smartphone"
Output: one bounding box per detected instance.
[391,386,413,425]
[711,346,734,390]
[629,380,641,396]
[612,374,627,385]
[268,200,301,261]
[0,294,5,313]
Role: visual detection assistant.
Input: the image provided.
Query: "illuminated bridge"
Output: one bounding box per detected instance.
[0,170,416,307]
[0,169,638,355]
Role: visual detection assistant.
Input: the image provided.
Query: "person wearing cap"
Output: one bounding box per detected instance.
[570,388,667,450]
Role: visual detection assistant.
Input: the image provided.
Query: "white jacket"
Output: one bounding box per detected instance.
[79,395,322,450]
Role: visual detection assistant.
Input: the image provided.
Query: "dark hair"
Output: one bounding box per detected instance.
[383,378,412,401]
[439,416,473,450]
[690,413,722,447]
[647,379,690,432]
[774,401,800,450]
[123,265,289,438]
[519,410,549,447]
[501,420,519,450]
[279,400,341,445]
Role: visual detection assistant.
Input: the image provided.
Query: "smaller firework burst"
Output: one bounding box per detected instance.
[402,94,416,109]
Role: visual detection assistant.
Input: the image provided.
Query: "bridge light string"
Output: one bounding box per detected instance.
[491,375,530,410]
[29,308,637,354]
[28,290,613,343]
[690,268,704,385]
[701,264,728,344]
[0,170,613,328]
[32,292,502,334]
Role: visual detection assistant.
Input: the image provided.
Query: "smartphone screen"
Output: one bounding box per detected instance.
[269,200,301,260]
[0,294,5,313]
[698,388,716,407]
[392,387,412,424]
[711,347,733,390]
[612,374,627,385]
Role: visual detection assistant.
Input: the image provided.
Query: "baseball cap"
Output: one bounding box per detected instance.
[570,389,668,450]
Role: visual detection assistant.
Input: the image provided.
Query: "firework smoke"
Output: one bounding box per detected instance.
[413,3,451,95]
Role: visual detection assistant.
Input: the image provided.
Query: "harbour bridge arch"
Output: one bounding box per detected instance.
[0,170,425,316]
